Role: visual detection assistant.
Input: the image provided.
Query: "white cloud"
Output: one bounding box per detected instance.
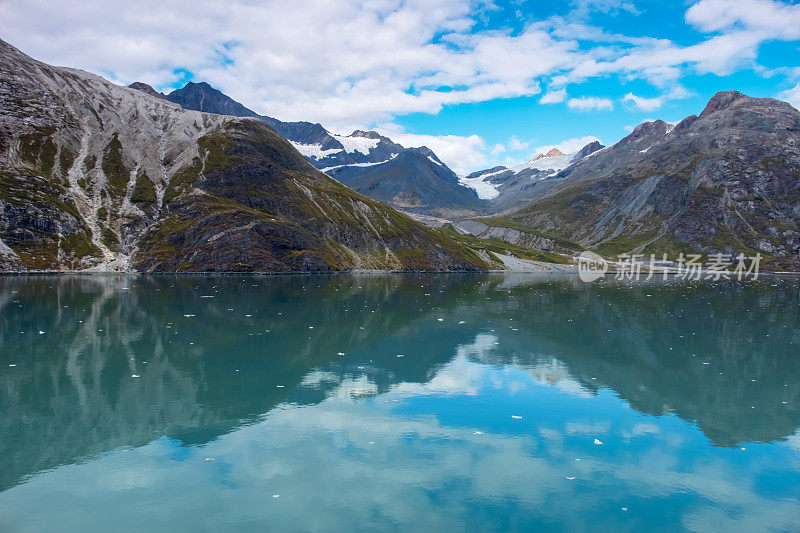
[508,136,531,151]
[567,96,614,111]
[540,88,567,104]
[490,143,506,155]
[0,0,797,149]
[777,83,800,110]
[685,0,800,40]
[375,124,488,175]
[622,92,664,111]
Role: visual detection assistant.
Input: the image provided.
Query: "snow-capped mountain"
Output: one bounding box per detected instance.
[146,81,481,214]
[460,142,604,211]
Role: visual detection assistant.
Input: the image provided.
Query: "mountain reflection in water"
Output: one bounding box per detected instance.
[1,274,799,532]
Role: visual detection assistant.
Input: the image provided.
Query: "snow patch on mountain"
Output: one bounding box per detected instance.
[458,174,500,200]
[427,156,444,167]
[290,141,343,159]
[320,155,397,173]
[332,134,381,155]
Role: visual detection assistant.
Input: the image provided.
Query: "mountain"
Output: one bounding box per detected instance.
[165,81,259,118]
[149,81,483,215]
[503,91,800,269]
[460,143,604,212]
[127,82,167,100]
[324,146,485,215]
[0,39,488,272]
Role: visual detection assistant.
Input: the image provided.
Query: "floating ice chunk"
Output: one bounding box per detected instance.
[337,352,345,356]
[9,364,17,367]
[38,330,45,335]
[184,314,195,318]
[131,374,140,378]
[458,321,466,324]
[309,326,314,329]
[474,430,484,435]
[277,385,285,388]
[622,507,628,511]
[200,295,214,298]
[396,354,404,358]
[566,476,575,480]
[204,457,214,461]
[272,494,280,498]
[512,415,523,419]
[594,439,603,445]
[437,318,444,322]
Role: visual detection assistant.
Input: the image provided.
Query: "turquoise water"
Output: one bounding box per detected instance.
[1,274,799,532]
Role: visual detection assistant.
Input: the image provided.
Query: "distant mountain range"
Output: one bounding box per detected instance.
[137,80,610,218]
[0,39,487,272]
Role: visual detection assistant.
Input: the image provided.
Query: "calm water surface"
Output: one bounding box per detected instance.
[1,274,799,532]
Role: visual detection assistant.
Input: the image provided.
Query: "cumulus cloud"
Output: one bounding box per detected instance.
[375,124,488,175]
[621,86,690,111]
[490,144,506,155]
[567,96,614,111]
[622,93,664,111]
[540,88,567,104]
[0,0,797,135]
[777,83,800,110]
[508,136,531,151]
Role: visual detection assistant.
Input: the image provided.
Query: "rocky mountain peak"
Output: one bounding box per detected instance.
[532,148,564,161]
[699,90,750,118]
[166,82,259,118]
[350,130,384,140]
[128,82,166,99]
[572,141,605,161]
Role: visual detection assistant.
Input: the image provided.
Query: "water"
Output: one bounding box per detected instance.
[1,274,799,532]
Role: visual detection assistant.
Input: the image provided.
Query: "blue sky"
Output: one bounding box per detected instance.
[2,0,800,173]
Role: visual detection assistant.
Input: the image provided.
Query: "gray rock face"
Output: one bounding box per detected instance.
[166,81,259,118]
[508,91,800,269]
[0,39,487,272]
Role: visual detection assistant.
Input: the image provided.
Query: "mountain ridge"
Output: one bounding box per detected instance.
[502,90,800,268]
[0,38,489,272]
[138,80,484,215]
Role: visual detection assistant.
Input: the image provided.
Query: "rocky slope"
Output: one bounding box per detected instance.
[0,39,487,272]
[504,91,800,269]
[150,81,483,215]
